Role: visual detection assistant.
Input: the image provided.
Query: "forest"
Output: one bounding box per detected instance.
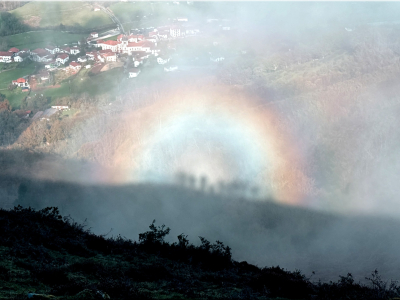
[0,11,28,36]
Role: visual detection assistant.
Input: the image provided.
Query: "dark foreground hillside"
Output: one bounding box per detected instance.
[1,206,400,300]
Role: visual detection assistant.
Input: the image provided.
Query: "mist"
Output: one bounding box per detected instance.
[3,1,400,284]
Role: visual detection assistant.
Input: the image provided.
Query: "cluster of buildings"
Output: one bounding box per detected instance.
[0,45,81,66]
[0,48,30,63]
[87,23,200,77]
[30,45,81,68]
[3,18,205,89]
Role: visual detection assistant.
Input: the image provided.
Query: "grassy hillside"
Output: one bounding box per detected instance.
[6,31,86,50]
[10,2,113,30]
[1,205,399,300]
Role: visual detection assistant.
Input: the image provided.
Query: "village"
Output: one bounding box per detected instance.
[0,12,234,120]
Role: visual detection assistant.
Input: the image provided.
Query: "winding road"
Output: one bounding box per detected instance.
[98,4,125,34]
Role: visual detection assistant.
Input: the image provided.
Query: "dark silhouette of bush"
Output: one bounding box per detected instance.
[138,219,171,246]
[2,206,400,300]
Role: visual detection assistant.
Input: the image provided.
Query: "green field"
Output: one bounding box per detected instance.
[0,61,35,90]
[5,31,86,51]
[0,61,36,109]
[44,68,124,102]
[10,2,113,29]
[2,89,28,109]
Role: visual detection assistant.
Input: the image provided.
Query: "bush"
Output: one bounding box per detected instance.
[138,219,170,245]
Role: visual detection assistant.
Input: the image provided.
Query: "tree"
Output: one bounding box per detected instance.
[27,94,48,110]
[0,109,22,146]
[0,99,11,111]
[138,220,170,245]
[0,36,7,51]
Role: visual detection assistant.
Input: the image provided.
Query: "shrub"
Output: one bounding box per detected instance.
[138,220,170,245]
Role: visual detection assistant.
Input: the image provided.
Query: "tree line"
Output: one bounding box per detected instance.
[0,11,28,36]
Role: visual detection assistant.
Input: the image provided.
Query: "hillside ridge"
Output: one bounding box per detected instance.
[1,205,400,300]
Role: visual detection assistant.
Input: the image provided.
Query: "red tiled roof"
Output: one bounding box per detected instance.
[57,54,69,59]
[102,52,115,57]
[8,47,19,53]
[103,40,119,46]
[32,48,49,56]
[17,78,26,83]
[0,51,13,57]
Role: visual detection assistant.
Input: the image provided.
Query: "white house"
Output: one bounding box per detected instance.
[91,32,99,38]
[30,49,53,62]
[169,26,182,38]
[164,65,178,72]
[128,67,141,78]
[45,46,60,54]
[13,52,29,62]
[70,46,80,55]
[13,55,23,62]
[185,27,200,36]
[60,47,71,54]
[102,52,117,62]
[12,78,30,87]
[0,51,14,63]
[210,56,224,62]
[86,52,96,60]
[56,53,69,64]
[77,56,87,63]
[98,40,119,52]
[133,59,143,67]
[157,55,170,64]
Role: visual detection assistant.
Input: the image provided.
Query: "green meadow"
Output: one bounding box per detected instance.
[5,31,86,51]
[10,2,113,29]
[44,68,124,102]
[0,61,35,109]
